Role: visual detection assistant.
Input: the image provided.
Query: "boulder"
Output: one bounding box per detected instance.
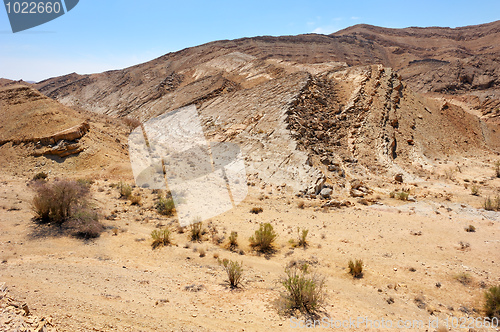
[320,188,332,198]
[395,173,403,183]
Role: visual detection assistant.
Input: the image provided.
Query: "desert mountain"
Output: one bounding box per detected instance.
[0,84,130,177]
[32,21,500,193]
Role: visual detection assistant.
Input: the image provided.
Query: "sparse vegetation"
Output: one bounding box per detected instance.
[290,228,309,248]
[31,179,103,238]
[199,247,206,257]
[118,182,132,198]
[390,191,409,200]
[227,231,238,250]
[455,272,473,285]
[76,178,94,189]
[297,200,305,209]
[155,196,175,215]
[123,117,141,133]
[68,207,103,239]
[151,228,172,249]
[483,196,500,211]
[465,225,476,232]
[219,258,243,288]
[484,285,500,318]
[279,265,325,315]
[249,222,277,252]
[32,179,90,223]
[32,172,48,181]
[348,259,363,278]
[250,207,263,214]
[471,184,479,196]
[129,195,141,205]
[189,221,203,242]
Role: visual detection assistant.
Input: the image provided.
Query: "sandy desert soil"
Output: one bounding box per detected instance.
[0,157,499,331]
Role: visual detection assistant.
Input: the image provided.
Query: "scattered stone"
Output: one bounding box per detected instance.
[395,173,403,183]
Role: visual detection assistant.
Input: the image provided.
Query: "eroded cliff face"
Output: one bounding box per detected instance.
[30,22,500,193]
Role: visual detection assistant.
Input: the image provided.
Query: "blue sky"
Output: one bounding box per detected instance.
[1,0,499,82]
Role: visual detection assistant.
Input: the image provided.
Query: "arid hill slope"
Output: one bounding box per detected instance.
[35,21,500,119]
[28,21,500,192]
[0,85,130,178]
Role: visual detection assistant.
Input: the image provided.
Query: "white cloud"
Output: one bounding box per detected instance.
[351,16,360,20]
[312,26,337,35]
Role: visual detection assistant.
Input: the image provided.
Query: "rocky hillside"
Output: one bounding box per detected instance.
[31,21,500,193]
[0,85,130,178]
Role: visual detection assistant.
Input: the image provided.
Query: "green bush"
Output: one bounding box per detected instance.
[390,191,409,200]
[290,228,309,248]
[189,221,203,242]
[155,196,175,215]
[280,265,325,314]
[484,285,500,318]
[151,228,172,249]
[348,259,363,278]
[249,222,277,252]
[471,185,479,196]
[220,258,243,288]
[228,231,238,250]
[118,182,132,198]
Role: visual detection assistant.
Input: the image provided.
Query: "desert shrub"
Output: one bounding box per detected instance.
[76,178,94,189]
[33,172,48,181]
[455,272,472,285]
[199,248,206,257]
[392,191,409,201]
[123,117,141,133]
[129,195,141,205]
[68,207,103,239]
[290,228,309,248]
[117,182,132,198]
[220,258,243,288]
[151,228,172,249]
[471,185,479,196]
[250,207,263,214]
[249,222,277,252]
[483,196,500,211]
[494,161,500,178]
[484,285,500,318]
[348,259,363,278]
[190,221,203,242]
[297,201,305,209]
[32,179,90,223]
[155,196,175,215]
[465,225,476,232]
[444,168,456,180]
[228,231,238,250]
[280,265,325,315]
